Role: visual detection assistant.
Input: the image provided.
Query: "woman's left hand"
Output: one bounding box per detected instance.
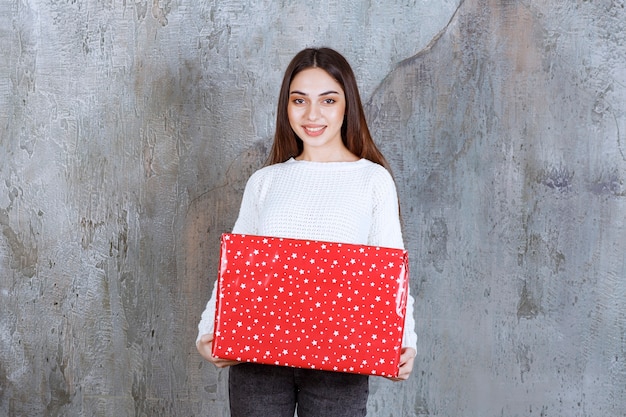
[387,347,416,382]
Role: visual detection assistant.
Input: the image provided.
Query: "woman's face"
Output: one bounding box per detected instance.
[287,68,346,157]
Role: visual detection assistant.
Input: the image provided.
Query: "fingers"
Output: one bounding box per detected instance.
[399,347,416,366]
[212,357,241,368]
[196,335,214,362]
[196,334,240,368]
[386,347,416,382]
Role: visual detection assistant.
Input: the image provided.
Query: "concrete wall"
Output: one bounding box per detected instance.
[1,0,624,416]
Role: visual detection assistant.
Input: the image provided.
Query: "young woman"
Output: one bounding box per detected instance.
[197,47,417,417]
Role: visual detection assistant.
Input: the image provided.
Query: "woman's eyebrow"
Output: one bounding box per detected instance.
[289,90,340,96]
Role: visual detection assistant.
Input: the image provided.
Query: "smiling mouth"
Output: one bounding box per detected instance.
[303,126,326,136]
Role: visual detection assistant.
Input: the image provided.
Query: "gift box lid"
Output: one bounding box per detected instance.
[212,233,409,377]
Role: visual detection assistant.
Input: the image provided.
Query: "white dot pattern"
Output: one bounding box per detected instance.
[212,233,409,377]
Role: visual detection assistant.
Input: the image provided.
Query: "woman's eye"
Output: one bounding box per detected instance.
[323,98,336,104]
[293,98,305,104]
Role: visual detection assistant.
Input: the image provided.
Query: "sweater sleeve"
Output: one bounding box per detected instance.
[196,284,217,345]
[196,173,261,345]
[369,169,418,351]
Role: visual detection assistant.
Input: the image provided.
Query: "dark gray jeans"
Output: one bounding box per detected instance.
[229,363,369,417]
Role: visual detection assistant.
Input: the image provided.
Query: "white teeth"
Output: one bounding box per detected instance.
[306,127,324,132]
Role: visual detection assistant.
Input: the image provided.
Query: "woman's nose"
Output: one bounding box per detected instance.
[305,103,320,120]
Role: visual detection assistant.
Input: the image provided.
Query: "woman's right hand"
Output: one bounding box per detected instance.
[196,334,241,368]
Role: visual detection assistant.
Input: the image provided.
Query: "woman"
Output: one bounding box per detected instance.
[197,47,417,417]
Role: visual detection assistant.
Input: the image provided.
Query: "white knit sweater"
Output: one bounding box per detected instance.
[197,158,418,349]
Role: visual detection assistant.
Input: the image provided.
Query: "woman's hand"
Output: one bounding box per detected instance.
[196,334,240,368]
[387,347,416,382]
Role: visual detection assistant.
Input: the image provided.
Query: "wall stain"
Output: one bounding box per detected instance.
[132,371,147,416]
[151,0,171,26]
[590,168,625,196]
[536,165,575,192]
[425,217,449,273]
[519,231,566,276]
[109,209,129,263]
[517,280,542,320]
[45,346,72,415]
[0,209,38,278]
[516,343,533,383]
[80,217,105,250]
[134,0,148,20]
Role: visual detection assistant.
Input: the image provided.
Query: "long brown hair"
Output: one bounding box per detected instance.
[268,47,391,171]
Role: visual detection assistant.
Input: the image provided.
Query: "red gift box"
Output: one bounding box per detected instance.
[212,233,409,377]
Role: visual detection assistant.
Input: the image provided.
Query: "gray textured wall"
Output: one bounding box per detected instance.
[1,0,624,416]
